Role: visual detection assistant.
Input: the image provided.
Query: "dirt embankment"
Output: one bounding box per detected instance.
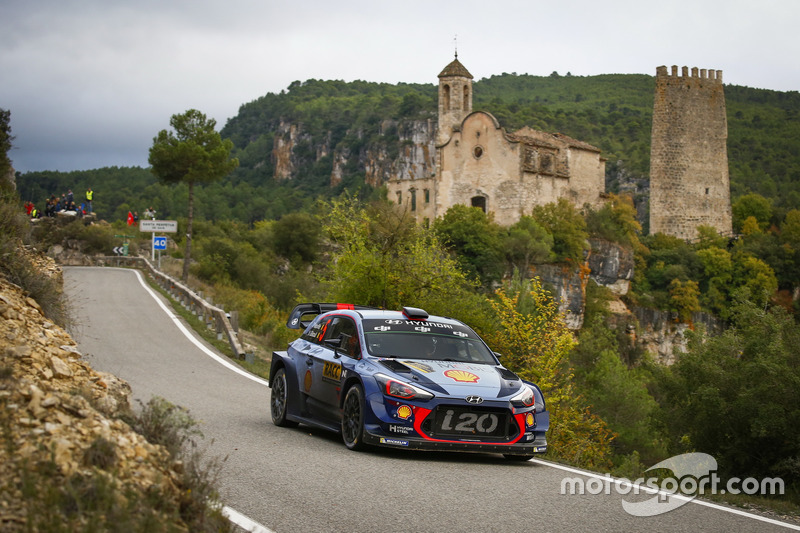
[0,254,187,530]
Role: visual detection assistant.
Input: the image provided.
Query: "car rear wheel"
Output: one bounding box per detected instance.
[341,384,368,451]
[503,454,534,461]
[271,368,298,428]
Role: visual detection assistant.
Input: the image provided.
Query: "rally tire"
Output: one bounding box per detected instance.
[341,384,368,451]
[270,368,298,428]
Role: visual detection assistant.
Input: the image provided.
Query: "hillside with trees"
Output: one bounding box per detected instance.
[16,73,800,225]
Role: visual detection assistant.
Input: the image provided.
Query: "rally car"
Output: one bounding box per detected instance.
[269,303,548,460]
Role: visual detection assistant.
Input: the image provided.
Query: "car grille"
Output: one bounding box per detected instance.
[421,405,518,442]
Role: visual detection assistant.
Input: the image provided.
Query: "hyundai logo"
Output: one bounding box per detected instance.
[465,395,484,404]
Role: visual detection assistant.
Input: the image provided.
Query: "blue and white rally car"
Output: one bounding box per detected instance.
[269,303,548,460]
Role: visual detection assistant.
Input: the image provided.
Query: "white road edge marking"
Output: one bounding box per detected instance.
[125,268,799,532]
[531,458,800,530]
[131,269,269,387]
[129,269,274,533]
[222,506,276,533]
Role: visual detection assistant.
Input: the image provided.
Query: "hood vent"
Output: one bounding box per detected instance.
[496,367,520,381]
[379,359,413,374]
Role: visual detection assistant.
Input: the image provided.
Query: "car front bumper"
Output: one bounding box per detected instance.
[363,429,547,455]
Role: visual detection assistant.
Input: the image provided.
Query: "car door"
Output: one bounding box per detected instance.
[305,316,360,421]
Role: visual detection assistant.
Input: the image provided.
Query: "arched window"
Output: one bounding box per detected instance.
[463,85,470,111]
[442,84,451,110]
[471,196,486,212]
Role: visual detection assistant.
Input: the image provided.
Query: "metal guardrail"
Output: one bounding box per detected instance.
[90,255,247,358]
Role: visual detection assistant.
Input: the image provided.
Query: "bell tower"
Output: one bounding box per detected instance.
[437,54,473,144]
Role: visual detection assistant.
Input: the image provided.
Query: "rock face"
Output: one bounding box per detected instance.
[0,260,182,529]
[531,239,720,365]
[272,118,437,188]
[532,263,588,330]
[587,238,635,296]
[531,239,636,331]
[630,307,691,365]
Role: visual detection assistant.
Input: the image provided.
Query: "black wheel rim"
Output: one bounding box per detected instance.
[342,389,361,444]
[272,372,287,420]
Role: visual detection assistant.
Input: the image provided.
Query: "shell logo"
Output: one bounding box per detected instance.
[525,412,535,427]
[444,369,480,383]
[396,405,413,420]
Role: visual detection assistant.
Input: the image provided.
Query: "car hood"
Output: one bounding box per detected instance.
[380,359,523,399]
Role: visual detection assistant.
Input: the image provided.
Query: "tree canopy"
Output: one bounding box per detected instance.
[149,109,239,281]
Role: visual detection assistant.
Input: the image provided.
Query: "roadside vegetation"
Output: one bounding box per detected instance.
[25,189,798,510]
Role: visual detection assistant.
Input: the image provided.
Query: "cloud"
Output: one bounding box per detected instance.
[2,0,799,172]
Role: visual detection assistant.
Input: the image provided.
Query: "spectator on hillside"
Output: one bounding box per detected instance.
[66,189,74,205]
[85,187,93,213]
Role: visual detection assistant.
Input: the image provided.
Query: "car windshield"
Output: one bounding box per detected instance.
[362,319,496,364]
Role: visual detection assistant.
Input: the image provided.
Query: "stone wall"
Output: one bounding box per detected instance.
[649,65,732,240]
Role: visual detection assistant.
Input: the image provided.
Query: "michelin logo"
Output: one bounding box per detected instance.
[380,437,409,447]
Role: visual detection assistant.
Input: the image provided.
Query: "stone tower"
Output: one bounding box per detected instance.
[437,54,473,144]
[649,65,732,240]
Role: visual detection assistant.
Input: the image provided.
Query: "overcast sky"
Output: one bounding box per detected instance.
[2,0,799,173]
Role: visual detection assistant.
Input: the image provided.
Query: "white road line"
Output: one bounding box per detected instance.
[124,268,799,532]
[222,506,276,533]
[130,268,270,387]
[127,268,275,533]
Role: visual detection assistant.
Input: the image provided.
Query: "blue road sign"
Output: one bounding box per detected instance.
[153,236,167,250]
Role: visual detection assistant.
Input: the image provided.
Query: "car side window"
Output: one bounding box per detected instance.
[323,317,361,359]
[301,317,332,344]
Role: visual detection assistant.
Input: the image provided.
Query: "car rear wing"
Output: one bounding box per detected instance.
[286,303,377,329]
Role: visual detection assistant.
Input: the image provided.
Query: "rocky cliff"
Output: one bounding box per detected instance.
[532,238,635,330]
[0,251,222,530]
[271,118,437,187]
[532,238,715,364]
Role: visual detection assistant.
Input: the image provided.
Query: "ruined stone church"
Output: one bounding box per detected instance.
[387,56,607,226]
[387,56,733,241]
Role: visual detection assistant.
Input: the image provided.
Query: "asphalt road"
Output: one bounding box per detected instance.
[63,266,798,533]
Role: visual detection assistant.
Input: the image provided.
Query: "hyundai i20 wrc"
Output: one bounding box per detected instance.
[269,303,548,460]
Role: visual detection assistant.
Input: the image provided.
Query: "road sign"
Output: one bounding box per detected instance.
[153,236,167,250]
[113,246,127,256]
[139,220,178,233]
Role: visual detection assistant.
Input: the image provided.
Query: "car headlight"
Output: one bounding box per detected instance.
[510,385,535,407]
[374,373,434,401]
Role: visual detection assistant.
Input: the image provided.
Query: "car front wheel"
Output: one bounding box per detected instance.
[270,368,298,428]
[341,384,368,451]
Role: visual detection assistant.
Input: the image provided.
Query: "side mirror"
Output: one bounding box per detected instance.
[493,351,503,359]
[324,337,343,358]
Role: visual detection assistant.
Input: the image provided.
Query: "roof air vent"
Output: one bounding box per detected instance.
[402,307,429,321]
